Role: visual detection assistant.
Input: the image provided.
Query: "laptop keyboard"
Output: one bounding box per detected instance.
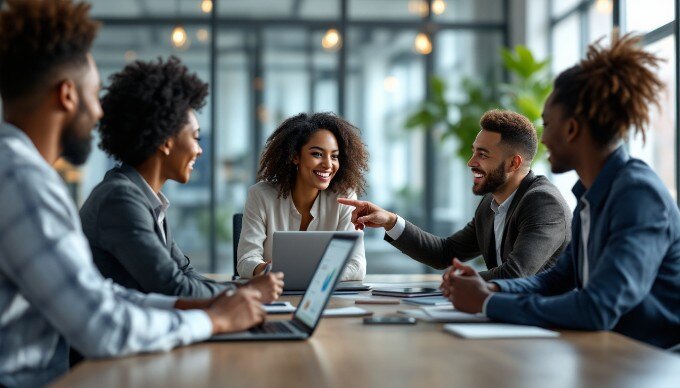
[249,321,294,335]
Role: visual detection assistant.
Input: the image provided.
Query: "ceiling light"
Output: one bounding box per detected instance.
[414,32,432,55]
[595,0,613,14]
[321,28,342,51]
[197,28,209,42]
[408,0,429,17]
[171,25,188,48]
[432,0,446,15]
[201,0,213,14]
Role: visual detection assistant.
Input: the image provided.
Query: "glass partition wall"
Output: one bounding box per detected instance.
[76,0,511,275]
[548,0,679,207]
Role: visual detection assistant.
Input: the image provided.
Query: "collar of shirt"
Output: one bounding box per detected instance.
[490,188,518,215]
[288,191,322,220]
[120,164,170,219]
[571,145,630,209]
[140,173,170,221]
[0,121,42,157]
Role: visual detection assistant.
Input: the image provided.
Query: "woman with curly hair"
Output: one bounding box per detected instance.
[79,56,282,301]
[237,113,369,280]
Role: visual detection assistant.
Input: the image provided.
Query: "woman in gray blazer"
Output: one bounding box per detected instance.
[237,113,369,280]
[80,57,282,301]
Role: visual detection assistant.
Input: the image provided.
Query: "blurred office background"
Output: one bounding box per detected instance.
[1,0,674,276]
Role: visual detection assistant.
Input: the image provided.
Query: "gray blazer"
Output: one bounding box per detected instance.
[80,164,228,298]
[386,171,572,280]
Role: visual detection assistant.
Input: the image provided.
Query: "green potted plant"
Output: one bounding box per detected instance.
[405,45,552,161]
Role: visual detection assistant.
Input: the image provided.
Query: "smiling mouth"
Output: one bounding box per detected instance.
[188,160,196,170]
[472,170,485,179]
[314,170,332,179]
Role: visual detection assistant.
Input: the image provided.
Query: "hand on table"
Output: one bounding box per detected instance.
[244,272,284,304]
[205,288,265,334]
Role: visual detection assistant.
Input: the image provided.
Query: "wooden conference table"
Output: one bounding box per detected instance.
[53,275,680,388]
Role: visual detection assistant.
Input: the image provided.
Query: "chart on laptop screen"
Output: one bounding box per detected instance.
[295,239,354,327]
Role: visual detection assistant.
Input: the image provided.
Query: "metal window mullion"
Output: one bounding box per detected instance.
[208,0,218,273]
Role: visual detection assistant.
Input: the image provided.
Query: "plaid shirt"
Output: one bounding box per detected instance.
[0,123,212,386]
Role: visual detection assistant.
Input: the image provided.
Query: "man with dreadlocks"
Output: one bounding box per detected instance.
[441,32,680,349]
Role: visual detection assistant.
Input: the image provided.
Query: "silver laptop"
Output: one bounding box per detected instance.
[209,234,358,341]
[272,231,369,293]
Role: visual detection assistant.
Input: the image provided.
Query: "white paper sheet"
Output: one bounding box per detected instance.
[444,324,560,339]
[322,306,372,317]
[421,306,490,323]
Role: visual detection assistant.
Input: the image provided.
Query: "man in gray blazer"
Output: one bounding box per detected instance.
[339,109,571,280]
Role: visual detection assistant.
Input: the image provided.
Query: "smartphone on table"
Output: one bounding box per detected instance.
[363,316,417,325]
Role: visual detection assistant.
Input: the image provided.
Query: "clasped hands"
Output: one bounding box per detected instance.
[440,258,499,314]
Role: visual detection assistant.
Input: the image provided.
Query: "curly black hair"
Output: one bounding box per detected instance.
[0,0,99,101]
[98,56,209,166]
[257,112,369,198]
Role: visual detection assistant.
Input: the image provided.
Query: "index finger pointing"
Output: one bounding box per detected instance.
[337,198,366,208]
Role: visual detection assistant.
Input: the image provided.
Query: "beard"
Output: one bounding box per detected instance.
[472,161,507,195]
[61,101,94,166]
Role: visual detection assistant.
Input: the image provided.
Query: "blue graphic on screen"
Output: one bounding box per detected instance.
[321,269,337,292]
[295,238,356,328]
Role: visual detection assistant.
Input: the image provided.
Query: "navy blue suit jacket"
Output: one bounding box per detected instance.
[487,147,680,349]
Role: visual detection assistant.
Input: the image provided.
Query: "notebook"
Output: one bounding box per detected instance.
[372,287,442,298]
[443,324,560,339]
[401,296,451,306]
[422,306,490,323]
[322,306,372,317]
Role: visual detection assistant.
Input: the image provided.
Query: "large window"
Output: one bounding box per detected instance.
[548,0,679,206]
[624,0,677,200]
[548,0,616,210]
[73,0,510,275]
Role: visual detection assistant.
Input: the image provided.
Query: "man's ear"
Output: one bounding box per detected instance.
[159,136,174,156]
[57,79,79,113]
[566,117,581,143]
[508,154,523,172]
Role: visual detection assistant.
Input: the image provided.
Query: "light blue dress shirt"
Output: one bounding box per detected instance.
[0,123,212,386]
[490,190,518,267]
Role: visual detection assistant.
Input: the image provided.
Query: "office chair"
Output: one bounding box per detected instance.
[232,213,243,280]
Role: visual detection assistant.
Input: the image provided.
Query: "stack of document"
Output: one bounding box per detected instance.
[401,296,450,306]
[444,324,560,339]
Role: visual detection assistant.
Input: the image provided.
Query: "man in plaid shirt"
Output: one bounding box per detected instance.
[0,1,271,386]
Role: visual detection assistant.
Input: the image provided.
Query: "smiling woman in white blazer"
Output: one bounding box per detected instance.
[237,112,369,280]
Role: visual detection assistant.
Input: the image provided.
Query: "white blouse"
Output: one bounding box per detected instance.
[236,181,366,280]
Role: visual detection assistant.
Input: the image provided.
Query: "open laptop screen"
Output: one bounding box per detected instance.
[294,237,356,328]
